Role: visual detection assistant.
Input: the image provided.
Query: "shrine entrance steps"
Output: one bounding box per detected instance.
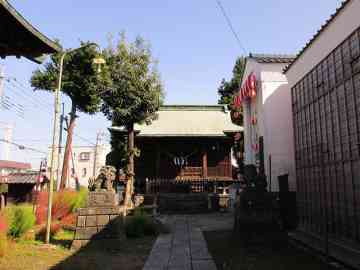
[157,193,209,214]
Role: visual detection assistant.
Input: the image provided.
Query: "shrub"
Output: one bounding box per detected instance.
[69,187,88,211]
[35,189,88,227]
[52,190,76,221]
[35,192,48,225]
[7,204,35,238]
[125,210,158,238]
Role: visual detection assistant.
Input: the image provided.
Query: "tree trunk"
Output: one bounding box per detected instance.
[60,104,77,190]
[124,123,134,214]
[0,194,5,210]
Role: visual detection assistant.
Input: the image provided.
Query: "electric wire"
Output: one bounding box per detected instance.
[215,0,248,55]
[0,139,47,154]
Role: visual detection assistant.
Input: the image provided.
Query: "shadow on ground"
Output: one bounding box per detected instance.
[204,230,337,270]
[50,216,155,270]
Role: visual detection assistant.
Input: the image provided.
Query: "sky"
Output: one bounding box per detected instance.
[0,0,343,168]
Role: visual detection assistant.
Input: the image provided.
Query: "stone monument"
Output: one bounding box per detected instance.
[72,166,124,249]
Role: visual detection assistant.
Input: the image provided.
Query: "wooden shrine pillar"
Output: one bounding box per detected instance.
[202,150,208,178]
[228,150,232,178]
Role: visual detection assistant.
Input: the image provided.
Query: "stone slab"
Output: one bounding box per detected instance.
[143,214,218,270]
[75,227,98,240]
[77,206,123,216]
[77,216,86,227]
[87,191,118,207]
[97,215,109,226]
[192,259,217,270]
[86,215,97,227]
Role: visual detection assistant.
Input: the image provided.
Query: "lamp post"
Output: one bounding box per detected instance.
[45,43,105,244]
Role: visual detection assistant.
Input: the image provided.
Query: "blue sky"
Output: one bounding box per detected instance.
[0,0,343,167]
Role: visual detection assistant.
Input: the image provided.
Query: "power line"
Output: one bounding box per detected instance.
[215,0,248,55]
[4,81,53,113]
[73,132,96,146]
[5,76,53,107]
[0,139,47,154]
[3,84,52,114]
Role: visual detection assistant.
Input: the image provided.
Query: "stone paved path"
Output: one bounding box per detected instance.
[143,214,232,270]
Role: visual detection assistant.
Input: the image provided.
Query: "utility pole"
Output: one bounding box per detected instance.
[2,124,13,161]
[45,43,104,244]
[45,52,63,244]
[93,131,103,177]
[56,103,65,190]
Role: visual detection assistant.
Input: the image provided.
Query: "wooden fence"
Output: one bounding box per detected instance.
[145,178,230,193]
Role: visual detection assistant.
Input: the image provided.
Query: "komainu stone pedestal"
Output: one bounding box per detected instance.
[72,206,124,249]
[87,191,119,207]
[72,166,124,249]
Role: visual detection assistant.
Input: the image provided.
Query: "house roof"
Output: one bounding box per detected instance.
[249,53,295,64]
[0,160,31,170]
[0,172,47,184]
[110,105,243,137]
[284,0,351,73]
[0,0,61,63]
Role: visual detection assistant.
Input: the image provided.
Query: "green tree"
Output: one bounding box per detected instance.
[218,57,245,172]
[31,42,109,189]
[218,57,245,104]
[101,34,164,211]
[218,57,245,126]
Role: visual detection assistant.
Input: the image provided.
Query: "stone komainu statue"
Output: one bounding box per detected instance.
[88,165,116,192]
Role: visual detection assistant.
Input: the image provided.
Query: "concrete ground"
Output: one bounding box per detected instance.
[143,213,233,270]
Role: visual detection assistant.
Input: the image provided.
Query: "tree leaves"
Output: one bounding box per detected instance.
[100,34,164,128]
[217,57,245,106]
[30,41,109,114]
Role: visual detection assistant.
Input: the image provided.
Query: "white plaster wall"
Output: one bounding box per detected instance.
[242,61,296,191]
[286,0,360,87]
[242,59,261,165]
[261,81,296,191]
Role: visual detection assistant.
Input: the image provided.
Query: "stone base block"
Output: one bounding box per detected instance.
[71,205,125,249]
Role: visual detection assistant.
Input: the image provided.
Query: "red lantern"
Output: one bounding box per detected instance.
[251,116,257,125]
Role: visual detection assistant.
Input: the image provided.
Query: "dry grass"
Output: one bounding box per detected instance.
[0,229,155,270]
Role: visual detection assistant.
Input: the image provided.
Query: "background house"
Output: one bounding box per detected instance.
[0,160,31,176]
[0,171,48,204]
[48,144,110,188]
[239,54,295,192]
[284,0,360,267]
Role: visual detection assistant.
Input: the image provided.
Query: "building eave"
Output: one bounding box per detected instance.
[0,0,62,63]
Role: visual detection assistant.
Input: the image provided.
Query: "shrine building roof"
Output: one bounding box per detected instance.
[110,105,243,138]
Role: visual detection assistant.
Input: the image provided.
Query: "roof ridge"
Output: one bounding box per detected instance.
[248,53,296,64]
[250,53,296,58]
[160,105,227,111]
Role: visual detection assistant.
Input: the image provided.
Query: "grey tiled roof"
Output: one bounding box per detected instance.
[284,0,351,73]
[111,105,243,137]
[0,172,47,184]
[249,53,295,64]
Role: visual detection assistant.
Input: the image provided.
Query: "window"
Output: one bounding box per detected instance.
[79,152,90,161]
[82,168,87,177]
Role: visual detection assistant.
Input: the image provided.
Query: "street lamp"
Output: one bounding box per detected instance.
[45,43,105,244]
